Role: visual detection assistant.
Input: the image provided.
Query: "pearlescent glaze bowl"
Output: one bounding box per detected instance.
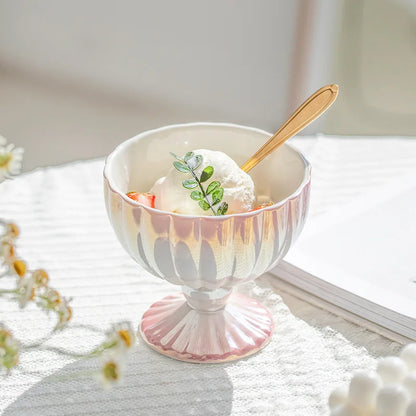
[104,122,311,363]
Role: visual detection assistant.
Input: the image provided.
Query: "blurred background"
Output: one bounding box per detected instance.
[0,0,415,172]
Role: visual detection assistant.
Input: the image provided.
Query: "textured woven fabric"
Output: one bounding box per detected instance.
[1,136,415,415]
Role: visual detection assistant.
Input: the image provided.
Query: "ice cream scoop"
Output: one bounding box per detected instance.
[150,149,255,215]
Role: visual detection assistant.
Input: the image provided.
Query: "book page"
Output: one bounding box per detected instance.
[283,171,416,318]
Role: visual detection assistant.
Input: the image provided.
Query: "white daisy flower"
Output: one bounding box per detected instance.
[0,141,24,183]
[3,223,19,243]
[55,297,72,330]
[31,269,49,287]
[97,353,125,390]
[16,275,35,308]
[36,286,60,310]
[0,326,19,371]
[106,321,135,352]
[0,241,15,266]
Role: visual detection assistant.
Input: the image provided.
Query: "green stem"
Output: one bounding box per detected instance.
[22,324,103,350]
[24,345,88,358]
[21,323,109,351]
[22,340,117,359]
[187,163,217,216]
[72,323,110,334]
[0,289,17,295]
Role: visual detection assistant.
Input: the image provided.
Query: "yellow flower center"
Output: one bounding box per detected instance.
[0,153,12,169]
[0,329,11,345]
[103,362,118,380]
[13,260,26,277]
[118,330,132,347]
[8,223,19,238]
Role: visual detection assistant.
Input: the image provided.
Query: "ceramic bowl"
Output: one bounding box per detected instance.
[104,122,311,362]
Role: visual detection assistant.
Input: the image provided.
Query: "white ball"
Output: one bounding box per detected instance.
[407,400,416,416]
[404,373,416,399]
[329,386,349,410]
[401,344,416,372]
[330,403,363,416]
[376,385,410,416]
[349,371,382,411]
[377,357,408,384]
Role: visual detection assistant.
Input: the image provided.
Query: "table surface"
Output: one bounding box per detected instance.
[1,135,416,416]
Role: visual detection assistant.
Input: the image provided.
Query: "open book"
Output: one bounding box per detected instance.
[270,171,416,343]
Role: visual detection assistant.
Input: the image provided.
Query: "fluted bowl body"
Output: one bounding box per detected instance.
[104,123,311,291]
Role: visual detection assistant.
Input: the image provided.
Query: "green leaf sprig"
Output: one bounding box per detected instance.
[170,152,228,216]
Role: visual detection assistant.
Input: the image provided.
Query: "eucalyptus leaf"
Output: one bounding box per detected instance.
[200,166,214,183]
[216,202,228,216]
[190,190,203,200]
[212,187,224,205]
[182,179,198,189]
[199,200,211,211]
[170,151,227,214]
[170,152,182,161]
[173,161,190,173]
[206,181,220,195]
[188,154,202,170]
[194,155,203,169]
[184,152,194,162]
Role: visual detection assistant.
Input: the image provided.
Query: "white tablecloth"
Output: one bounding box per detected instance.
[1,135,416,416]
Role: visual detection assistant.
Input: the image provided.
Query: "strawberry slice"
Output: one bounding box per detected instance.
[250,201,274,212]
[126,192,155,208]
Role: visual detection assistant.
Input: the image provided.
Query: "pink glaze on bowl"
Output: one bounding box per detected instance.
[140,292,273,363]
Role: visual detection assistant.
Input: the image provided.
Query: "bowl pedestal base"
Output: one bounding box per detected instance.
[139,288,274,363]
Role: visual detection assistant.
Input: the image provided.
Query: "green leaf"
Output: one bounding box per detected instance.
[182,179,198,189]
[200,166,214,183]
[190,190,203,200]
[184,151,194,162]
[188,154,202,170]
[170,152,182,161]
[212,187,224,205]
[216,202,228,216]
[195,155,203,169]
[199,200,211,211]
[173,161,190,173]
[206,181,220,195]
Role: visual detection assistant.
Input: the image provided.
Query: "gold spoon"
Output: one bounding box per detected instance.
[240,84,339,172]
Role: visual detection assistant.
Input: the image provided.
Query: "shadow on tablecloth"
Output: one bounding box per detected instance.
[4,340,233,416]
[277,289,402,357]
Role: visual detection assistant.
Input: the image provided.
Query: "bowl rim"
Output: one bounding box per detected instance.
[103,122,311,219]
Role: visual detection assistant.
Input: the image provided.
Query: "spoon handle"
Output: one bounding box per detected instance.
[240,84,339,172]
